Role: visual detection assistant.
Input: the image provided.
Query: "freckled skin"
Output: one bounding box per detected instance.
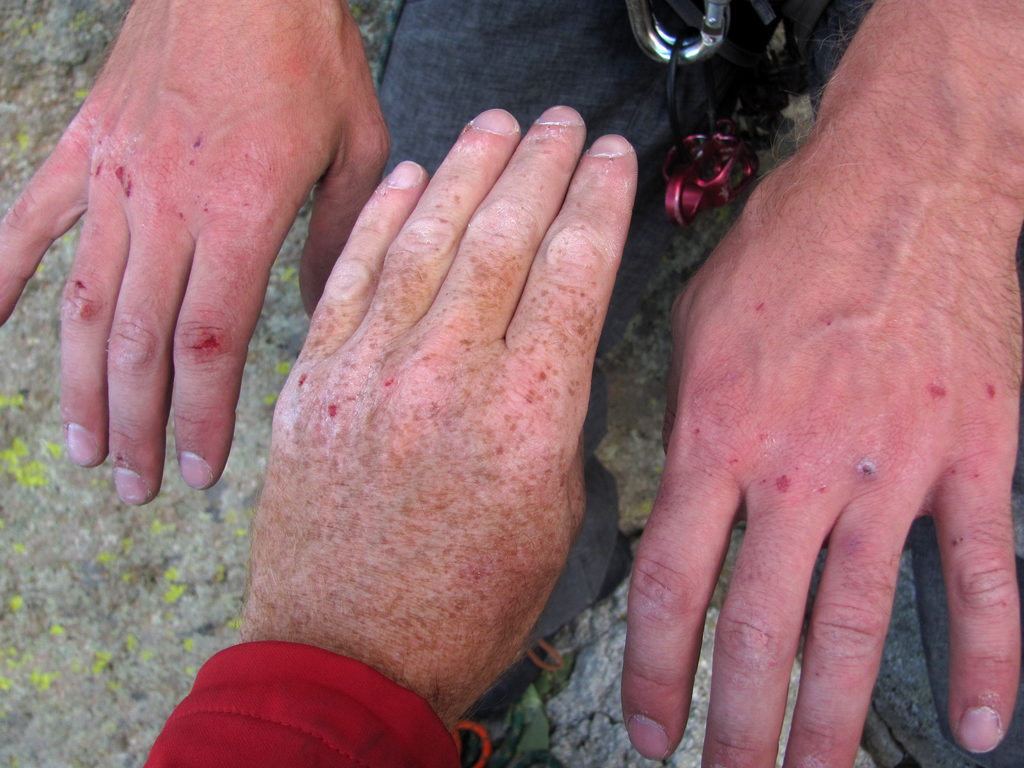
[241,108,636,726]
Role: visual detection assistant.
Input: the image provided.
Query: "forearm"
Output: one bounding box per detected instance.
[818,0,1021,182]
[776,0,1024,229]
[719,0,1024,362]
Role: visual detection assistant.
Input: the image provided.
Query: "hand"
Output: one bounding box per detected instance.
[622,4,1023,763]
[240,107,637,724]
[0,0,388,504]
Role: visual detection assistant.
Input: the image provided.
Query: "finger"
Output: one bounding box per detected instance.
[360,109,520,337]
[783,500,908,767]
[621,456,740,761]
[0,134,91,323]
[505,134,637,366]
[301,161,428,363]
[171,222,292,490]
[107,223,194,504]
[933,456,1021,755]
[427,106,587,340]
[59,184,130,467]
[702,501,832,767]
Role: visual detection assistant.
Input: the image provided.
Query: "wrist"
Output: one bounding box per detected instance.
[809,0,1024,213]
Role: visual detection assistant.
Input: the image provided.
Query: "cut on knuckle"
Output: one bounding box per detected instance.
[955,564,1019,612]
[630,554,701,628]
[61,277,107,325]
[108,317,162,374]
[174,315,237,370]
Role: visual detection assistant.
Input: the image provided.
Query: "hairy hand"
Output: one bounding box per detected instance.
[241,107,637,724]
[621,126,1022,764]
[0,0,388,503]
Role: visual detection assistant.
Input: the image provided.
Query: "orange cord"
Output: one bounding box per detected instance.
[526,639,563,672]
[453,719,493,768]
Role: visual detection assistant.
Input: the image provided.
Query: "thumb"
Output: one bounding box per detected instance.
[300,130,390,315]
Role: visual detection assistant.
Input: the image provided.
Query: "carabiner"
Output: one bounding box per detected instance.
[625,0,731,65]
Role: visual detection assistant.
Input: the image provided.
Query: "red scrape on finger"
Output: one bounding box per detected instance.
[190,334,221,352]
[298,374,307,387]
[776,475,790,492]
[114,166,132,198]
[928,384,946,399]
[986,383,997,399]
[327,404,337,418]
[70,280,100,321]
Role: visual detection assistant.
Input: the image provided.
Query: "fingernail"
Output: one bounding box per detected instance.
[468,109,519,136]
[385,161,424,189]
[587,134,633,158]
[179,451,214,490]
[65,423,98,466]
[114,467,151,505]
[958,706,1004,753]
[627,714,669,760]
[535,105,584,127]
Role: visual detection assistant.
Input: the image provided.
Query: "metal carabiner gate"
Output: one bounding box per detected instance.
[625,0,731,65]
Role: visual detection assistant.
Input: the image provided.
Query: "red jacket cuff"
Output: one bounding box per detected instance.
[145,641,459,768]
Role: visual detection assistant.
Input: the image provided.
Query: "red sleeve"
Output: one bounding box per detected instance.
[145,641,460,768]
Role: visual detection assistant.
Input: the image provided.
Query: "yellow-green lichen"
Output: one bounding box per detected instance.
[1,438,49,487]
[91,651,112,675]
[29,668,58,692]
[163,584,187,604]
[151,519,175,534]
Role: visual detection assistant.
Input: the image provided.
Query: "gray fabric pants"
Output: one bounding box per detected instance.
[378,1,1024,763]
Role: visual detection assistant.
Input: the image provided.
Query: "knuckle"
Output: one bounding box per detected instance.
[630,554,700,627]
[714,609,785,674]
[174,315,236,369]
[393,213,461,257]
[351,121,390,173]
[107,425,147,464]
[61,277,106,325]
[470,198,539,254]
[810,601,887,665]
[707,730,761,761]
[955,563,1018,612]
[108,316,162,373]
[329,258,377,308]
[544,221,610,269]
